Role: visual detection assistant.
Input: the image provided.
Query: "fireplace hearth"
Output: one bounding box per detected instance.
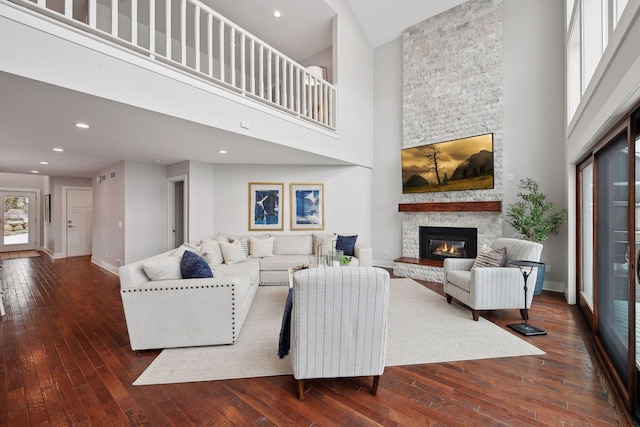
[419,226,477,261]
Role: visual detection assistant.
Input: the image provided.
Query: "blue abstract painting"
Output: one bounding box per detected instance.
[249,183,283,230]
[291,183,323,230]
[254,190,280,225]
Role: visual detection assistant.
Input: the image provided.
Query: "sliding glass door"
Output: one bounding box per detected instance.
[595,130,631,389]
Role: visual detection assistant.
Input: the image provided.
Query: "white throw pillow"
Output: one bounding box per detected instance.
[233,237,249,256]
[199,240,224,266]
[172,242,201,258]
[142,256,182,281]
[249,237,275,258]
[220,240,248,265]
[214,234,229,244]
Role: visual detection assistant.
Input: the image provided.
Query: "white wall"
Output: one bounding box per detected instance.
[503,0,567,290]
[92,162,125,270]
[124,161,168,264]
[212,164,372,245]
[187,161,215,243]
[371,1,568,287]
[372,38,403,267]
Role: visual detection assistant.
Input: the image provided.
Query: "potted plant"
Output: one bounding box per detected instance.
[506,178,567,295]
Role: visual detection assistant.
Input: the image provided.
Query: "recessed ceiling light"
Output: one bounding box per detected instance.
[218,150,228,154]
[30,170,39,174]
[273,10,281,18]
[152,159,163,163]
[53,148,64,152]
[39,161,49,165]
[74,122,90,129]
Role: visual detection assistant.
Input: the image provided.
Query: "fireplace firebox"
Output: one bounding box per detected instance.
[419,226,478,261]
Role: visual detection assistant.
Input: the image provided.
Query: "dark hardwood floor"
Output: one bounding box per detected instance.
[0,254,630,426]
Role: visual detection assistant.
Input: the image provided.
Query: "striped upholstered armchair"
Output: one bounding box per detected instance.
[443,238,543,321]
[290,266,390,400]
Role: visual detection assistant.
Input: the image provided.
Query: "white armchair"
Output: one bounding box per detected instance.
[290,266,390,400]
[443,238,543,321]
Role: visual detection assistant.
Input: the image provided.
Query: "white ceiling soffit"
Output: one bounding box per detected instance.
[202,0,336,62]
[346,0,469,48]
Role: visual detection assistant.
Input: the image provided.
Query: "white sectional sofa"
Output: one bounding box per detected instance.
[119,232,372,350]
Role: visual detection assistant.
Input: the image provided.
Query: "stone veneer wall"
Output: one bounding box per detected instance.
[396,0,504,282]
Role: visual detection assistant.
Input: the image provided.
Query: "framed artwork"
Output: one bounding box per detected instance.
[290,183,324,230]
[44,194,51,223]
[248,182,284,231]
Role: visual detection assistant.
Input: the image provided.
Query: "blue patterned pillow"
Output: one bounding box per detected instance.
[181,250,214,279]
[336,234,358,256]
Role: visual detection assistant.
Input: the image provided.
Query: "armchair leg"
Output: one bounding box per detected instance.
[297,379,305,400]
[371,375,380,396]
[520,309,529,321]
[446,294,452,304]
[472,310,480,321]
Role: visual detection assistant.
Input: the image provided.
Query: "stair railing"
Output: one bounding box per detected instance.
[8,0,337,130]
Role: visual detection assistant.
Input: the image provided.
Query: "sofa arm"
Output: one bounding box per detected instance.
[443,258,475,272]
[120,277,243,350]
[354,244,373,267]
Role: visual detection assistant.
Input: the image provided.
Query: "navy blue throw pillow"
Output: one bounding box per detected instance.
[180,250,214,279]
[336,235,358,256]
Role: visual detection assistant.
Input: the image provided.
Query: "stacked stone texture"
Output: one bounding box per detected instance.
[397,0,504,282]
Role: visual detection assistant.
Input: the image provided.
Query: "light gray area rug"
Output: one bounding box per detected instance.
[133,278,544,386]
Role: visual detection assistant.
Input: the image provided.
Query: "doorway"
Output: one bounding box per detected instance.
[1,191,37,252]
[65,188,93,257]
[167,176,188,250]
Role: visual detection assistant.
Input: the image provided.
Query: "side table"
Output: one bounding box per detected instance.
[507,260,546,336]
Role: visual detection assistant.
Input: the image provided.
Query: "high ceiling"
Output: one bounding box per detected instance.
[0,0,466,178]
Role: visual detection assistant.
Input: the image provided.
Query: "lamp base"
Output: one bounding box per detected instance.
[507,323,547,336]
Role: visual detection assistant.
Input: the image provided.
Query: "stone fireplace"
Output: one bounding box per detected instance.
[397,0,505,283]
[393,201,502,283]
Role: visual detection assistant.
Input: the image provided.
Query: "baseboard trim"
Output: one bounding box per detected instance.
[91,257,120,276]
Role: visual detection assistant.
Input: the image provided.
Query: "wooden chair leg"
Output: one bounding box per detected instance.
[472,310,480,321]
[520,308,529,321]
[446,294,452,304]
[371,375,380,396]
[297,379,305,400]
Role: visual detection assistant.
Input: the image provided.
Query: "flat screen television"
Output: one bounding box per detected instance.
[401,133,494,194]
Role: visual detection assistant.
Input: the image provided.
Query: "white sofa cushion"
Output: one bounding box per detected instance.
[273,234,313,255]
[249,236,275,258]
[142,256,182,281]
[260,255,310,271]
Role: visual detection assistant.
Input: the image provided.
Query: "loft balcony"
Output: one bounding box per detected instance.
[5,0,337,131]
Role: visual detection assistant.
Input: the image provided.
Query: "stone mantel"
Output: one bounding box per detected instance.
[398,201,502,213]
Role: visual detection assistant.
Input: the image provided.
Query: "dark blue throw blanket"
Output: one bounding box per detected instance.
[278,287,293,359]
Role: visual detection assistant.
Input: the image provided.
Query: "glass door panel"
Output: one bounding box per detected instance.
[580,162,595,312]
[596,131,630,388]
[1,191,37,252]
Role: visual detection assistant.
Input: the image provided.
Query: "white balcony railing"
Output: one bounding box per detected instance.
[9,0,337,130]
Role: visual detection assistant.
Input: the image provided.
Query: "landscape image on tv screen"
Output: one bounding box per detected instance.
[401,133,494,194]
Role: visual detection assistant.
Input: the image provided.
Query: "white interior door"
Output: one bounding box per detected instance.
[66,188,93,257]
[1,191,37,252]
